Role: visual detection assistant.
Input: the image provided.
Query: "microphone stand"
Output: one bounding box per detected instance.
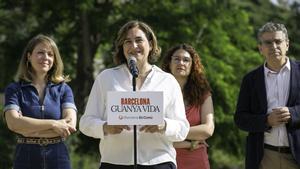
[132,76,138,169]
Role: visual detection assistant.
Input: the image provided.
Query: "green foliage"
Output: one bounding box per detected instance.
[70,151,99,169]
[0,104,15,168]
[1,0,300,168]
[287,2,300,60]
[67,132,100,169]
[210,148,244,169]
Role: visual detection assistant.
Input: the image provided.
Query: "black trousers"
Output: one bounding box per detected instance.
[99,162,176,169]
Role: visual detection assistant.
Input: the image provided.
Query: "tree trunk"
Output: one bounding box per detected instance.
[73,10,95,115]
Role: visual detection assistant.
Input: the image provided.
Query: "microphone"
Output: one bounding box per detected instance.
[127,56,139,78]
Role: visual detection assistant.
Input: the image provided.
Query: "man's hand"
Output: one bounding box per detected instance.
[267,107,291,127]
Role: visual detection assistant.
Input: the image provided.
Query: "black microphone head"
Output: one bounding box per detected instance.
[127,56,139,78]
[128,56,137,64]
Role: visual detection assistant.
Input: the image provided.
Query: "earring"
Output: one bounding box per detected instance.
[26,60,30,68]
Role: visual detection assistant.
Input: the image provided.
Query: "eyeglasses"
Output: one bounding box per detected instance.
[171,56,192,64]
[261,39,285,47]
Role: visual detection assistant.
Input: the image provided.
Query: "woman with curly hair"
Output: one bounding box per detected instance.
[162,43,214,169]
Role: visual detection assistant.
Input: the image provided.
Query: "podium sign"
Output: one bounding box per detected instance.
[107,91,163,125]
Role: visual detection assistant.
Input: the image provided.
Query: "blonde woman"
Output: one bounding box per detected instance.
[4,34,77,169]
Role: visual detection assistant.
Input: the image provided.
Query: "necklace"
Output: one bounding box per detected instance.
[137,69,152,79]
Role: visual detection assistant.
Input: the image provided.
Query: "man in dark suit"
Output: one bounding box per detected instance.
[234,22,300,169]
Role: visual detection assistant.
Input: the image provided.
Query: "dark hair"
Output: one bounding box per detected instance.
[113,20,161,65]
[161,43,211,106]
[257,22,289,43]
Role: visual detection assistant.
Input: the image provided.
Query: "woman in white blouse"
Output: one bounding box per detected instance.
[79,20,189,169]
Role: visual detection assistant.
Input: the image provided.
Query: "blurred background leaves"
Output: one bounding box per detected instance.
[1,0,300,168]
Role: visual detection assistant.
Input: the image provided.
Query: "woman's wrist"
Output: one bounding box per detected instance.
[189,140,198,151]
[158,120,166,133]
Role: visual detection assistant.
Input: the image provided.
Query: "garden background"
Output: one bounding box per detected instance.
[1,0,300,168]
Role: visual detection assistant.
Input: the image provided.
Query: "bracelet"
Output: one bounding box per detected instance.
[190,140,198,151]
[158,120,166,133]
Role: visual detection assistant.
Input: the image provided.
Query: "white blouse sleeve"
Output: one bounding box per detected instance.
[163,76,189,142]
[79,73,107,139]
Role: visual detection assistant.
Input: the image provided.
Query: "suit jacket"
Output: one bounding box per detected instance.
[234,60,300,169]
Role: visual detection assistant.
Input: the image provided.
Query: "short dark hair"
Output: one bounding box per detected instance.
[257,22,289,43]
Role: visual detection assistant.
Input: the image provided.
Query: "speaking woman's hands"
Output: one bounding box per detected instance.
[139,120,166,133]
[103,123,131,135]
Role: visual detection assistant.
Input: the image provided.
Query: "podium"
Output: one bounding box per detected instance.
[107,90,163,169]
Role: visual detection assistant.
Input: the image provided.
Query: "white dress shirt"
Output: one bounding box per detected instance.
[79,64,189,166]
[264,58,291,147]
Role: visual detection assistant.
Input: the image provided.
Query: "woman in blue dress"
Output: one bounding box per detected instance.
[3,34,77,169]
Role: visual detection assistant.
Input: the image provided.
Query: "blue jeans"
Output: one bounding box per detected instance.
[13,142,71,169]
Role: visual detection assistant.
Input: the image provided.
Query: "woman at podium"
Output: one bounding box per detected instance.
[79,20,189,169]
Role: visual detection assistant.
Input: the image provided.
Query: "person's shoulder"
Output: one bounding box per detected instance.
[58,81,72,89]
[152,65,178,83]
[48,82,69,94]
[290,60,300,67]
[4,82,21,94]
[102,65,124,74]
[243,65,263,79]
[49,81,68,88]
[290,60,300,73]
[152,65,172,77]
[95,65,124,79]
[5,82,19,88]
